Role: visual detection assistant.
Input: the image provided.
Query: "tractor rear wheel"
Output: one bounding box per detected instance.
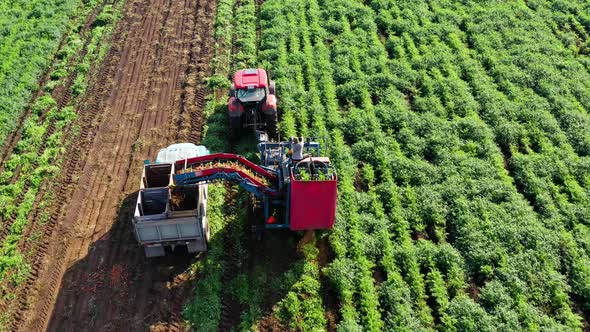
[230,116,242,140]
[265,113,278,139]
[229,83,236,97]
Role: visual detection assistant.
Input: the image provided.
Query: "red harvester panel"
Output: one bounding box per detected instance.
[233,68,268,89]
[289,175,337,231]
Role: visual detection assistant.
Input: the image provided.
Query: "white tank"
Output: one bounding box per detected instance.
[155,143,209,164]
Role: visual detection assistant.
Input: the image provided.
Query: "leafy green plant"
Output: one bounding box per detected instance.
[0,0,90,146]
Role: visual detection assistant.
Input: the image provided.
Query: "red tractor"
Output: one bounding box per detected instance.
[228,68,278,139]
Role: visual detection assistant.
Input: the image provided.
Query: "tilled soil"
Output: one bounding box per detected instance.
[15,0,216,330]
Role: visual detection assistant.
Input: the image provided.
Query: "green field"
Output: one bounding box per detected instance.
[186,0,590,330]
[1,0,590,330]
[0,0,80,144]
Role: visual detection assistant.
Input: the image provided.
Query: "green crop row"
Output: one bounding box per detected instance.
[231,0,257,72]
[183,0,237,330]
[208,0,235,83]
[182,184,226,332]
[0,0,85,146]
[371,0,590,322]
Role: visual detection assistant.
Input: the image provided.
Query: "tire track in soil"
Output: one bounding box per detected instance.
[176,0,213,145]
[13,0,216,330]
[47,0,184,328]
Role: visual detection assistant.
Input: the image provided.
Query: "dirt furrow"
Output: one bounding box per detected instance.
[10,0,218,331]
[177,0,215,144]
[45,0,178,329]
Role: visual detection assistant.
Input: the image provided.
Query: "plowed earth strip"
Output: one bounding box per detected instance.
[15,0,216,330]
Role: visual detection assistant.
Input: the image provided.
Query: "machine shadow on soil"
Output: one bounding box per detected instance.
[47,190,303,331]
[47,192,195,331]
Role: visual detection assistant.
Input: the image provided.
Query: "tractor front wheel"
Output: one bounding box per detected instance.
[205,223,211,243]
[269,80,276,96]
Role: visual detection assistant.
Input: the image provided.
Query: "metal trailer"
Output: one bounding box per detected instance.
[133,143,210,257]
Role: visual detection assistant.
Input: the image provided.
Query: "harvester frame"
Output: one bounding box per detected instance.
[174,138,338,231]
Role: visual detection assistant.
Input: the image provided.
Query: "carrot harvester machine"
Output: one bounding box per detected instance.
[133,139,337,256]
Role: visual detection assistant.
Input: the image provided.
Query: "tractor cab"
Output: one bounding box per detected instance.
[236,85,266,103]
